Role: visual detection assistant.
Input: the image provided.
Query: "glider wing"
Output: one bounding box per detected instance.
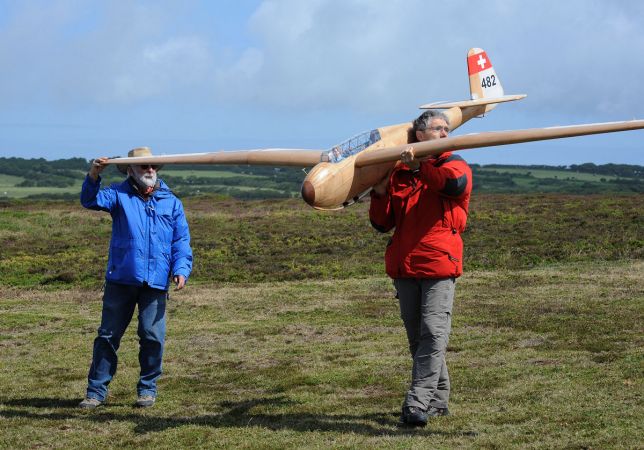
[105,148,324,167]
[354,120,644,167]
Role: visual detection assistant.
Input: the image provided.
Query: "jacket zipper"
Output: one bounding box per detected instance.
[144,200,154,283]
[447,199,458,234]
[396,178,443,275]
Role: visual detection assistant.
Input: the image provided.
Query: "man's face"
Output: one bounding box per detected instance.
[416,118,449,142]
[129,164,158,188]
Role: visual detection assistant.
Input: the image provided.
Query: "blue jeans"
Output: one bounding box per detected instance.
[395,277,455,410]
[85,282,167,401]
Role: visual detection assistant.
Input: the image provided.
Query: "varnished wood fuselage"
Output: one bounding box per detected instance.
[302,105,486,209]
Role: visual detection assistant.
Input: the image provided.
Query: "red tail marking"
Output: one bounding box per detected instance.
[467,51,491,75]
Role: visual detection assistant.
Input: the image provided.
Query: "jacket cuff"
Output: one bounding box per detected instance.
[85,174,101,185]
[173,270,190,279]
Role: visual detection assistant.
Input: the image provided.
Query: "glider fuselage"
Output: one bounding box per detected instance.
[302,105,487,209]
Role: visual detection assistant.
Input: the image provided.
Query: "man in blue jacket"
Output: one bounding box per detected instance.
[78,147,193,409]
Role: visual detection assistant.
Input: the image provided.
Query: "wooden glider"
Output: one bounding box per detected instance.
[105,48,644,210]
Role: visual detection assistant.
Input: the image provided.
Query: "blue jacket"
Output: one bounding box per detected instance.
[81,175,193,290]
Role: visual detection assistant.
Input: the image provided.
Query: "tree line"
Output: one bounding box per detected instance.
[1,157,642,196]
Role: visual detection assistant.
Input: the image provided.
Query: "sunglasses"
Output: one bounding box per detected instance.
[136,164,159,170]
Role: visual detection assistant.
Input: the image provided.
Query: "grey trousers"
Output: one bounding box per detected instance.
[394,277,455,410]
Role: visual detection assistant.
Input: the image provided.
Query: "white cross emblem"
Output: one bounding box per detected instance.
[477,54,487,69]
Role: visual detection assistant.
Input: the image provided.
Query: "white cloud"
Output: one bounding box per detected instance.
[0,1,215,105]
[213,0,429,111]
[97,36,214,103]
[3,0,642,116]
[211,0,644,118]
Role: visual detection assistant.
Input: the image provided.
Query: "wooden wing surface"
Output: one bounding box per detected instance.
[355,120,644,167]
[106,148,324,167]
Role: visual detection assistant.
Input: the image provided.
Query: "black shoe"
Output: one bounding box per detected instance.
[398,406,428,427]
[427,406,450,417]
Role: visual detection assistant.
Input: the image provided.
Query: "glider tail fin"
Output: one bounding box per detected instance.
[419,47,525,127]
[468,47,504,102]
[420,48,525,111]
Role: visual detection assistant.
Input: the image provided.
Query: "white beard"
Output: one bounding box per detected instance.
[134,172,157,188]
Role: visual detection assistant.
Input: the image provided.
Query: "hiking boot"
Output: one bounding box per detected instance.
[398,406,428,427]
[427,406,450,417]
[78,397,103,409]
[135,395,156,408]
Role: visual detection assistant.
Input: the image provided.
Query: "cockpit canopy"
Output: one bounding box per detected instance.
[326,129,382,163]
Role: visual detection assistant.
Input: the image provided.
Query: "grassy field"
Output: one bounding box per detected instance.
[0,194,642,448]
[161,170,264,179]
[0,262,642,448]
[0,174,83,199]
[476,167,619,181]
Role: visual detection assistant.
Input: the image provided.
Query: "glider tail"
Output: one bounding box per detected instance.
[419,48,525,116]
[467,47,504,102]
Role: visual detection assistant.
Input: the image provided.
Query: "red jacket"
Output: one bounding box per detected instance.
[369,152,472,279]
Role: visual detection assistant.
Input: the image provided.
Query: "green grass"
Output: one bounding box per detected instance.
[161,169,264,179]
[0,174,83,198]
[0,173,24,188]
[0,261,641,448]
[180,184,287,193]
[477,167,620,181]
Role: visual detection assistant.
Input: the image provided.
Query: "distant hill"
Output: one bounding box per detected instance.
[471,163,644,194]
[0,157,642,200]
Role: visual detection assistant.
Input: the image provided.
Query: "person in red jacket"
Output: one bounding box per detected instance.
[369,110,472,427]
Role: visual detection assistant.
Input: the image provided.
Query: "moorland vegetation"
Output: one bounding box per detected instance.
[0,166,642,448]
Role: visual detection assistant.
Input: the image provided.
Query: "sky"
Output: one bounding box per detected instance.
[0,0,643,165]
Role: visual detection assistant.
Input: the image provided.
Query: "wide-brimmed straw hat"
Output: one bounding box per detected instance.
[117,147,163,174]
